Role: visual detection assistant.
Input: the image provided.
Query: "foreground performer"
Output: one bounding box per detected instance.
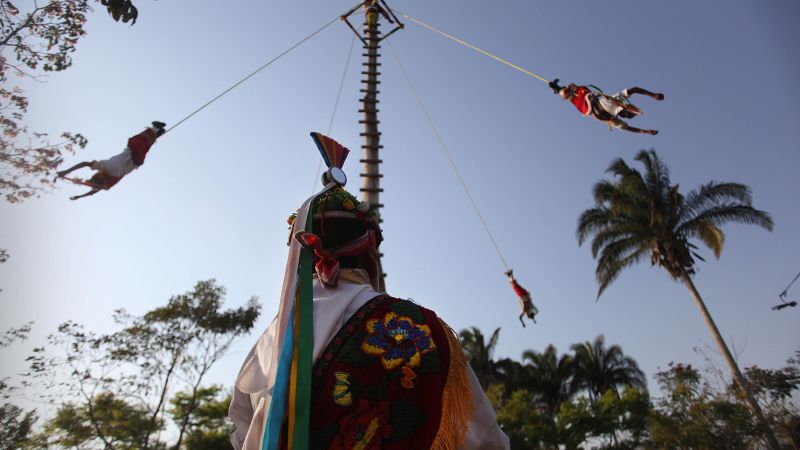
[549,79,664,135]
[229,133,509,449]
[506,269,538,327]
[57,121,166,200]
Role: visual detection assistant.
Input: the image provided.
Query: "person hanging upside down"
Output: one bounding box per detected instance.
[549,79,664,135]
[57,121,166,200]
[506,269,538,327]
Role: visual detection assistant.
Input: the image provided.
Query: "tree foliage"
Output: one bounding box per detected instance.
[169,385,234,450]
[27,279,260,449]
[646,362,761,449]
[458,326,502,389]
[0,0,90,202]
[570,335,646,402]
[577,149,773,298]
[463,326,799,449]
[0,323,40,449]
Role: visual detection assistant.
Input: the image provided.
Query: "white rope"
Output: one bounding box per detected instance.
[165,15,340,135]
[386,39,510,272]
[311,32,359,194]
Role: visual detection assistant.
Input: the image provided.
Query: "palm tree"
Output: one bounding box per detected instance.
[459,326,501,390]
[570,335,646,402]
[576,149,779,449]
[522,345,575,419]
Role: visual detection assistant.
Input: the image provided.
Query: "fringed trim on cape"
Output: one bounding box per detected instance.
[431,319,473,450]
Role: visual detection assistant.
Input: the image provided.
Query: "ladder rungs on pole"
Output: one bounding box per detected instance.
[359,132,382,137]
[359,158,383,164]
[360,187,384,193]
[358,120,380,124]
[360,173,384,178]
[358,109,380,113]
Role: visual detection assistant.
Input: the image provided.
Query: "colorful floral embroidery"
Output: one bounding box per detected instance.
[330,400,392,450]
[332,372,353,406]
[361,312,435,370]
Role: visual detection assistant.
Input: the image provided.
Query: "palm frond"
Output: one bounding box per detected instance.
[577,207,614,245]
[696,221,725,258]
[595,237,651,299]
[589,224,650,258]
[679,204,774,235]
[680,182,754,222]
[635,150,671,201]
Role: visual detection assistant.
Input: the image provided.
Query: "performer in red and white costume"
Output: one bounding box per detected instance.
[549,79,664,135]
[57,121,166,200]
[506,269,538,327]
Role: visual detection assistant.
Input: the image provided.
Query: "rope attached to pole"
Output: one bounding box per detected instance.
[165,15,340,135]
[386,38,510,272]
[311,32,359,194]
[393,10,550,84]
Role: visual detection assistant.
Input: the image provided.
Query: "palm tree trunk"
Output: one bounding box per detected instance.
[681,271,781,450]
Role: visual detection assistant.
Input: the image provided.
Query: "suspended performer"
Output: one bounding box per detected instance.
[229,134,509,449]
[57,121,166,200]
[506,269,538,327]
[549,79,664,135]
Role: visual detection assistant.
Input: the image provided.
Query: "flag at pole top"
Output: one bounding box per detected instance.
[310,132,350,168]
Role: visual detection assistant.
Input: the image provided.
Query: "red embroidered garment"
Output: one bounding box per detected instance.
[570,85,592,116]
[510,279,529,298]
[309,295,451,449]
[127,128,158,166]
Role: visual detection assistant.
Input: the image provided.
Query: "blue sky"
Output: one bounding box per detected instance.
[2,0,799,404]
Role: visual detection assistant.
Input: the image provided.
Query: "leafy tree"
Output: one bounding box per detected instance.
[743,350,800,447]
[36,279,260,449]
[46,392,159,449]
[494,357,529,399]
[100,0,139,24]
[0,403,38,449]
[576,149,778,448]
[570,335,645,402]
[646,362,760,449]
[558,387,650,450]
[1,0,90,202]
[459,326,501,389]
[492,387,559,450]
[522,344,575,419]
[0,323,40,450]
[169,385,233,450]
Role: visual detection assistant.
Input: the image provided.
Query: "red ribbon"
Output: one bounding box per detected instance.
[294,230,378,288]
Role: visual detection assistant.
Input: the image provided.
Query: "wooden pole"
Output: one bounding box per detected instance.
[359,1,386,290]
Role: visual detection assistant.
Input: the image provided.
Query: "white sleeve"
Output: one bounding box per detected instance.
[459,366,510,450]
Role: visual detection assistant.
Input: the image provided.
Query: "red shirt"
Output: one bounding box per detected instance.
[569,86,592,116]
[510,279,529,298]
[127,128,158,166]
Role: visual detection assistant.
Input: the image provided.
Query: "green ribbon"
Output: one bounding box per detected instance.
[290,206,315,449]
